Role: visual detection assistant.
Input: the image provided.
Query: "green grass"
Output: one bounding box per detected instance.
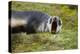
[10,1,78,52]
[11,29,77,52]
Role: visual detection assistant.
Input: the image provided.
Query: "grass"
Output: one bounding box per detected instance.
[11,29,78,52]
[9,1,78,52]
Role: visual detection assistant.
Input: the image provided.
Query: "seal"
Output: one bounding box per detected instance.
[9,11,62,34]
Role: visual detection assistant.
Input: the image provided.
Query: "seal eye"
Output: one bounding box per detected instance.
[49,18,52,24]
[59,20,61,25]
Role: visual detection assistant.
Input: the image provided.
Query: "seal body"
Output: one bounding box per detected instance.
[9,11,62,34]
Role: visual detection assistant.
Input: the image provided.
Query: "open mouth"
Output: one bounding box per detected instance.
[51,21,57,33]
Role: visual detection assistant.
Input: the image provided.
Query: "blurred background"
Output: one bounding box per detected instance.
[10,1,78,53]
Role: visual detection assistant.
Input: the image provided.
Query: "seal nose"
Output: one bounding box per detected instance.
[51,31,56,34]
